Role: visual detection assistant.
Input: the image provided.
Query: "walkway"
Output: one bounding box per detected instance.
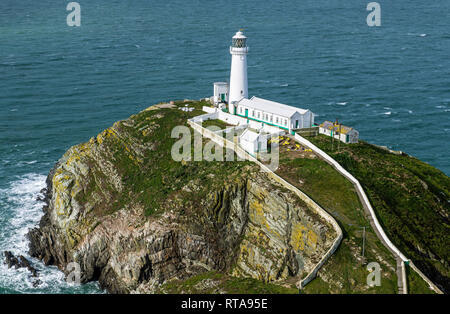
[293,133,443,294]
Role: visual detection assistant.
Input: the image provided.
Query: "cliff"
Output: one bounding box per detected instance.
[26,99,449,294]
[27,100,336,293]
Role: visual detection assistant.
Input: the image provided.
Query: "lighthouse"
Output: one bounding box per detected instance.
[228,30,249,114]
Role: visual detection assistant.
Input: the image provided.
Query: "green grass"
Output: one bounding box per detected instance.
[276,148,399,293]
[307,134,449,293]
[406,265,436,294]
[201,119,232,130]
[302,240,398,294]
[74,100,253,217]
[159,271,299,294]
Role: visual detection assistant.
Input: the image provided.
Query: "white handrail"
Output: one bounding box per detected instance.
[293,133,443,294]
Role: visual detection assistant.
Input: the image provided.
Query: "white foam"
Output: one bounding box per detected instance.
[0,173,102,294]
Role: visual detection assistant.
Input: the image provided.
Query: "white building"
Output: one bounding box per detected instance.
[239,129,268,156]
[319,120,359,143]
[235,97,314,135]
[228,30,248,112]
[213,82,228,105]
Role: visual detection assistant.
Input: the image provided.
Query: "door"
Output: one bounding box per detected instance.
[221,93,225,102]
[295,120,299,129]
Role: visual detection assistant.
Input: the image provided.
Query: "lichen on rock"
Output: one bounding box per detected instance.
[27,100,337,293]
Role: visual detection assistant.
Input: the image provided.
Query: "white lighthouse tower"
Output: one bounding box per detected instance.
[228,30,249,114]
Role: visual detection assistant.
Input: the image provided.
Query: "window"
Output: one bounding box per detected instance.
[284,119,287,126]
[257,112,260,119]
[240,107,242,114]
[276,117,279,124]
[232,38,247,48]
[265,114,268,121]
[270,115,273,122]
[252,110,254,117]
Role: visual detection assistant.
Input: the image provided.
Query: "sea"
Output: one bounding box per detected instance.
[0,0,449,293]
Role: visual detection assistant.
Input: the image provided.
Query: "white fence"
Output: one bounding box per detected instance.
[294,133,408,260]
[201,106,287,135]
[293,133,443,294]
[187,118,343,290]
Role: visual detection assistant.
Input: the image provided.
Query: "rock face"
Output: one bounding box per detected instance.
[27,101,336,293]
[3,251,39,278]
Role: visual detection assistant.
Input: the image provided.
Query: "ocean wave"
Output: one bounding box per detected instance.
[407,33,428,37]
[0,173,102,294]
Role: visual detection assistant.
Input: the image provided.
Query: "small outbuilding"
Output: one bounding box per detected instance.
[213,82,229,105]
[319,121,359,143]
[239,129,268,155]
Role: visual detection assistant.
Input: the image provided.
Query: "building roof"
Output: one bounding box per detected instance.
[240,129,260,142]
[320,121,357,134]
[233,31,247,39]
[237,96,309,118]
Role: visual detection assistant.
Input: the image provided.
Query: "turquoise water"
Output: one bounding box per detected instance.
[0,0,449,293]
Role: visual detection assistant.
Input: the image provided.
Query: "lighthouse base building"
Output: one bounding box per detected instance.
[235,96,314,132]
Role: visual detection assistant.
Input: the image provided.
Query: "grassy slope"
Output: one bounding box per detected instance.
[77,100,255,217]
[308,134,449,293]
[275,144,399,293]
[158,271,298,294]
